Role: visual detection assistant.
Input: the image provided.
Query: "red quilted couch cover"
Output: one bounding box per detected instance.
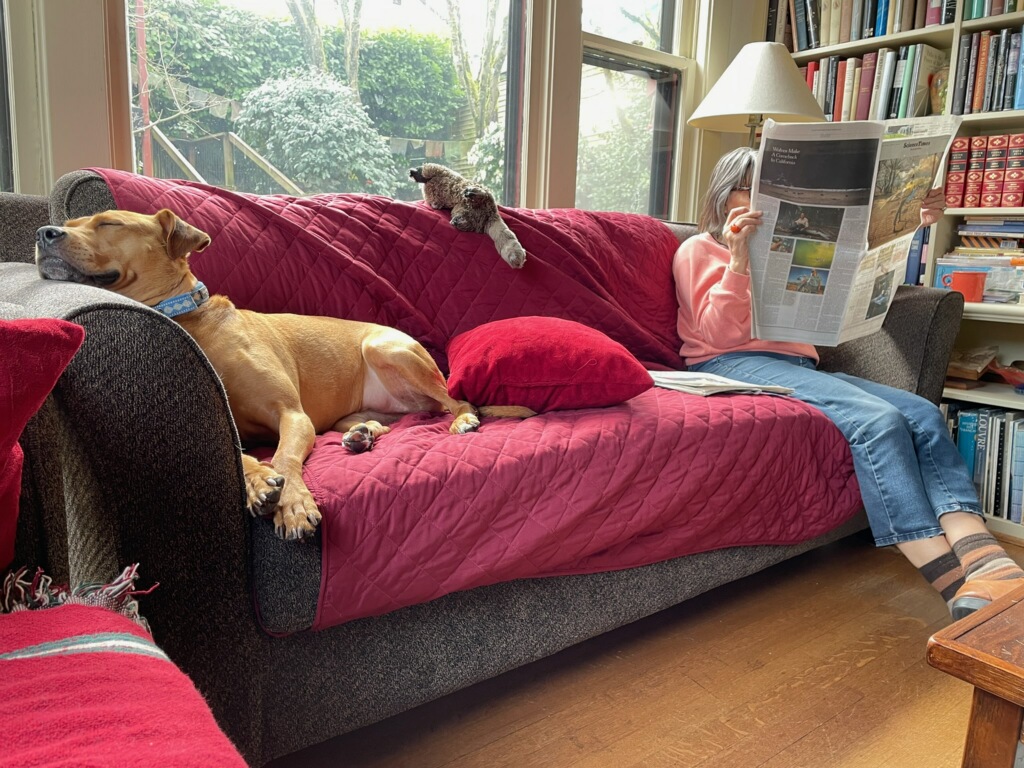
[93,169,862,631]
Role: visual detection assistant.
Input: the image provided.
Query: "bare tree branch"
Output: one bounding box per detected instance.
[286,0,327,71]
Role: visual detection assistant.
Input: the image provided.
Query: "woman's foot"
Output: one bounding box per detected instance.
[950,576,1024,620]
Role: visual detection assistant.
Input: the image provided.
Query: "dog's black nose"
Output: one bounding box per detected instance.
[36,226,66,246]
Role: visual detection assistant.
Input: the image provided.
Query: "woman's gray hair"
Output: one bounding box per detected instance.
[697,147,758,236]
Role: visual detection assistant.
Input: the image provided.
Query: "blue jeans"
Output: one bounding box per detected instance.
[690,352,982,547]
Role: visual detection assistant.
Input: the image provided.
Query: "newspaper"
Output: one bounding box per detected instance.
[648,370,794,396]
[748,115,961,346]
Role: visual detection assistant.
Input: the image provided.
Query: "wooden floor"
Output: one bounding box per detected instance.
[271,533,1024,768]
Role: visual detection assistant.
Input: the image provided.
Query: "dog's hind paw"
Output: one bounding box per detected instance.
[450,412,480,435]
[341,421,390,453]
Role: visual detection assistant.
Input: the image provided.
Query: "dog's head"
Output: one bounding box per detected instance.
[35,209,211,304]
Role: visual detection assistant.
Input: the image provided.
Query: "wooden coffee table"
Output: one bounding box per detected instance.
[927,582,1024,768]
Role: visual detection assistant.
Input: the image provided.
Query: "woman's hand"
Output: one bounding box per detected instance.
[919,187,946,228]
[723,206,763,275]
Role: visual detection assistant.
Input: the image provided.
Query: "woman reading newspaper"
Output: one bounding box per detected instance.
[672,147,1022,620]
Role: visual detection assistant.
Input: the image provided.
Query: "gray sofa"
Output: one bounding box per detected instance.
[0,173,964,765]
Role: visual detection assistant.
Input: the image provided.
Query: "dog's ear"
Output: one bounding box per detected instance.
[155,208,212,260]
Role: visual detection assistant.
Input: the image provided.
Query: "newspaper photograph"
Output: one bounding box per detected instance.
[748,115,961,346]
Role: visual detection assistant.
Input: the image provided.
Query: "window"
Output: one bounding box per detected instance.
[6,0,704,217]
[126,0,524,205]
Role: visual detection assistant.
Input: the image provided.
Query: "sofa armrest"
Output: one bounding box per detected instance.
[816,284,964,404]
[0,191,50,264]
[0,263,269,756]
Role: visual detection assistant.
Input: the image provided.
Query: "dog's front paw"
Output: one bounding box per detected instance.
[450,412,480,435]
[243,458,285,518]
[342,421,390,453]
[273,486,322,541]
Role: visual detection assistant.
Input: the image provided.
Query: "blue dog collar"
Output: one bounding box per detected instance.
[152,282,210,318]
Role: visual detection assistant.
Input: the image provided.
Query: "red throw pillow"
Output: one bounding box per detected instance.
[0,319,85,571]
[446,316,653,413]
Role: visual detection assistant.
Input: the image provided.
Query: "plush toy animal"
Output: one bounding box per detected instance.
[410,163,527,269]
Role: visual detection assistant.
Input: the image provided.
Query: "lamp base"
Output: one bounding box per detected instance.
[746,114,764,148]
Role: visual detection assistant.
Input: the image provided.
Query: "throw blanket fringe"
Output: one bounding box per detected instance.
[0,564,156,632]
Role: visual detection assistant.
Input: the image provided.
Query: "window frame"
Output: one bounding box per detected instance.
[523,0,696,219]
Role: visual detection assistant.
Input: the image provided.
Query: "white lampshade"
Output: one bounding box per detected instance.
[688,42,826,136]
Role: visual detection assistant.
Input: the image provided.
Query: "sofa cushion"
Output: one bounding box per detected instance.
[0,604,246,766]
[0,318,84,571]
[446,316,653,412]
[246,385,863,632]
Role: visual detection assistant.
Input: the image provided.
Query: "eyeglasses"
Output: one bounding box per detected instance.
[732,185,751,192]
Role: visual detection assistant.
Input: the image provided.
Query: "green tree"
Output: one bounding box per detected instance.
[237,71,398,195]
[576,85,653,214]
[131,0,306,138]
[468,120,505,191]
[359,29,464,139]
[286,0,327,72]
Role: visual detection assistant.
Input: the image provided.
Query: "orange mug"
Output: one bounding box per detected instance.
[941,270,986,302]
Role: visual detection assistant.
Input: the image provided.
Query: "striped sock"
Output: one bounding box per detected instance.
[918,551,965,612]
[952,532,1024,583]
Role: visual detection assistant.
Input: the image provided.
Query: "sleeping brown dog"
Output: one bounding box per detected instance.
[34,208,533,541]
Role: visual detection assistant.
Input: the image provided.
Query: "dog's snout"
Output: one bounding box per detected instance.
[36,226,66,247]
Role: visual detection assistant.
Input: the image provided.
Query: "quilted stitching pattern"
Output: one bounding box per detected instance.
[96,170,861,631]
[95,171,684,372]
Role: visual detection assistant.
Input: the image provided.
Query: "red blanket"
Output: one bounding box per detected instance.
[0,605,245,766]
[95,170,861,631]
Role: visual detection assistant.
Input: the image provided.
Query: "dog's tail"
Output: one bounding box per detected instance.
[484,216,527,269]
[478,405,536,419]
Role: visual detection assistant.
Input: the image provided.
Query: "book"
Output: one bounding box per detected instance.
[875,0,890,37]
[981,29,1001,112]
[862,0,878,36]
[831,0,844,44]
[992,28,1011,110]
[822,0,833,46]
[1004,33,1021,111]
[833,58,849,121]
[888,45,911,118]
[957,409,981,478]
[1000,411,1023,518]
[952,33,973,115]
[790,0,808,51]
[899,0,916,31]
[847,59,863,121]
[914,0,928,27]
[856,50,879,119]
[987,414,1005,515]
[871,48,898,119]
[1010,420,1024,524]
[647,371,795,397]
[887,0,900,34]
[974,408,998,496]
[805,0,822,48]
[972,30,992,114]
[904,226,926,283]
[748,114,962,346]
[840,0,854,41]
[925,0,943,24]
[964,32,982,115]
[911,43,949,115]
[896,44,918,117]
[851,0,865,41]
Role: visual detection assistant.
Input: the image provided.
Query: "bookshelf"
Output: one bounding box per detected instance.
[764,0,1024,534]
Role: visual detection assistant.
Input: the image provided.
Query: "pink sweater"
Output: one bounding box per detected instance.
[672,233,819,366]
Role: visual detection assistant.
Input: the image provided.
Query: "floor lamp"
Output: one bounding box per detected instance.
[688,42,826,147]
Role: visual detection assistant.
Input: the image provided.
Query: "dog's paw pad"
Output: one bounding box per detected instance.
[342,424,375,453]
